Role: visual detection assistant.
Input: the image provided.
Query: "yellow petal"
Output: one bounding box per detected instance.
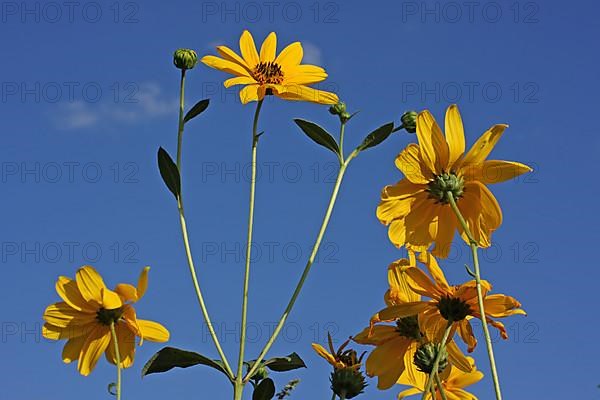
[138,319,170,342]
[216,45,250,70]
[465,160,533,184]
[417,252,450,291]
[447,341,474,373]
[137,266,149,300]
[457,320,477,352]
[101,287,123,310]
[461,124,508,166]
[275,42,303,69]
[239,84,261,104]
[365,338,410,390]
[56,276,94,312]
[106,323,136,368]
[224,76,256,88]
[259,32,277,61]
[404,267,443,299]
[311,343,341,368]
[43,322,95,340]
[431,207,457,259]
[353,325,399,345]
[239,30,259,67]
[276,84,338,104]
[115,283,138,303]
[445,105,466,168]
[75,266,106,304]
[62,335,87,364]
[78,325,111,376]
[121,305,141,338]
[385,259,421,305]
[483,294,526,317]
[398,388,423,399]
[201,55,251,77]
[395,144,432,184]
[371,302,430,324]
[43,302,96,328]
[416,110,449,174]
[285,64,328,85]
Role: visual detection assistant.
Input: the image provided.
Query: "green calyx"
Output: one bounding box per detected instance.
[427,173,464,204]
[413,343,448,374]
[400,111,418,133]
[396,316,421,340]
[330,367,367,399]
[96,307,124,326]
[173,48,198,70]
[438,295,471,322]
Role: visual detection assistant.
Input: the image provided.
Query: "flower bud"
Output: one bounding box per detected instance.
[329,102,347,116]
[401,111,418,133]
[414,343,448,374]
[173,49,198,70]
[330,367,367,399]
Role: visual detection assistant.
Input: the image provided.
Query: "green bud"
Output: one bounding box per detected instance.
[330,367,367,399]
[401,111,418,133]
[413,343,448,374]
[173,48,198,70]
[329,102,347,116]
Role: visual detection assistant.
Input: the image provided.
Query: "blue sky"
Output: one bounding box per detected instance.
[1,0,599,398]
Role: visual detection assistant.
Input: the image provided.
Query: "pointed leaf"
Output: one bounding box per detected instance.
[157,147,180,198]
[263,352,306,372]
[294,119,340,155]
[183,99,210,123]
[253,378,276,400]
[142,347,228,378]
[357,122,395,151]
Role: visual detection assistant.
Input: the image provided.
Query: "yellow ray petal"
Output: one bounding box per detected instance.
[216,45,250,70]
[259,32,277,61]
[106,323,136,368]
[483,294,526,317]
[56,276,94,312]
[75,265,105,304]
[224,76,257,88]
[431,207,457,259]
[137,266,149,300]
[239,84,261,104]
[461,124,508,166]
[43,302,96,328]
[445,105,466,168]
[365,338,409,390]
[386,259,421,305]
[416,110,449,174]
[78,325,111,376]
[466,160,532,184]
[101,287,123,310]
[277,84,338,104]
[239,30,259,67]
[138,319,170,342]
[371,302,430,324]
[43,322,95,340]
[62,335,87,364]
[395,144,432,184]
[115,283,137,303]
[417,252,450,291]
[201,55,251,77]
[275,42,303,69]
[354,325,399,345]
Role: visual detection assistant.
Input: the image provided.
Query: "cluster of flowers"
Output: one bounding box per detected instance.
[314,105,531,399]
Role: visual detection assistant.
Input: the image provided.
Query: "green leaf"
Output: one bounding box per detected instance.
[142,347,228,378]
[263,353,307,372]
[183,99,210,123]
[357,122,395,151]
[253,378,276,400]
[157,147,180,198]
[294,119,340,155]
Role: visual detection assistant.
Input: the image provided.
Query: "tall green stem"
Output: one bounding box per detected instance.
[236,99,264,395]
[174,68,234,380]
[422,322,452,399]
[109,323,122,400]
[244,123,355,382]
[446,192,502,400]
[434,373,448,400]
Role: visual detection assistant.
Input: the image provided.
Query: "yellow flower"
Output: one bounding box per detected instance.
[397,357,483,399]
[354,256,472,390]
[312,333,363,370]
[371,252,525,353]
[201,30,339,105]
[376,104,532,258]
[42,265,169,376]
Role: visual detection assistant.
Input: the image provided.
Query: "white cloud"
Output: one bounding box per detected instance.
[301,42,322,65]
[53,82,177,131]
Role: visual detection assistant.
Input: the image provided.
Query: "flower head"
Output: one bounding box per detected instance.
[354,257,472,390]
[371,252,525,352]
[377,105,532,258]
[397,357,483,399]
[201,30,339,105]
[42,265,169,376]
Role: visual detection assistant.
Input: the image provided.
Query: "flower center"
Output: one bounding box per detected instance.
[396,316,421,340]
[427,172,464,204]
[437,295,471,322]
[252,61,284,85]
[96,307,124,326]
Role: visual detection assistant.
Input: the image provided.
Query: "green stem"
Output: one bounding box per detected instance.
[109,323,122,400]
[236,99,264,392]
[174,68,234,380]
[434,373,448,400]
[244,124,355,382]
[446,192,502,400]
[422,322,452,400]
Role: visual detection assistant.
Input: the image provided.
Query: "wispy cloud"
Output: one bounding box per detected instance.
[301,42,322,65]
[52,82,177,131]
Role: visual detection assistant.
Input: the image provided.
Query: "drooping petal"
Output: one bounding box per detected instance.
[101,287,123,310]
[460,124,508,166]
[239,30,259,67]
[385,259,420,305]
[224,76,256,88]
[62,335,87,364]
[115,283,137,303]
[445,105,466,168]
[75,266,106,305]
[43,322,96,340]
[311,343,343,368]
[403,197,443,249]
[371,302,430,325]
[447,341,474,372]
[395,144,433,184]
[404,267,444,299]
[397,388,423,399]
[365,338,410,390]
[201,55,251,77]
[43,302,97,328]
[106,323,136,368]
[449,369,484,389]
[78,325,111,376]
[136,266,149,300]
[431,206,458,259]
[275,42,303,69]
[137,319,170,342]
[354,325,399,345]
[483,294,526,317]
[239,84,261,104]
[56,276,94,312]
[457,320,477,352]
[259,32,277,61]
[417,252,450,291]
[419,310,450,343]
[416,110,449,174]
[121,305,141,338]
[276,84,338,104]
